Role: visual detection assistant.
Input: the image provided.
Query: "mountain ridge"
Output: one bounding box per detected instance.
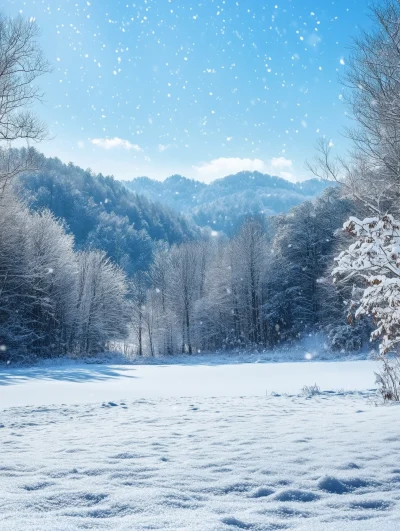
[123,171,331,234]
[16,152,199,274]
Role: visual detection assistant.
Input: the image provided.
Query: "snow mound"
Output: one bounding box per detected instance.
[249,486,275,498]
[273,489,320,502]
[317,475,375,494]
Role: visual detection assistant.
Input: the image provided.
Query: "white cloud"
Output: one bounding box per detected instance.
[268,157,300,182]
[280,171,294,181]
[193,157,266,183]
[191,156,304,183]
[270,156,293,170]
[91,137,142,151]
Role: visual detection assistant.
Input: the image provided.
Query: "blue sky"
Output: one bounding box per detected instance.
[5,0,371,182]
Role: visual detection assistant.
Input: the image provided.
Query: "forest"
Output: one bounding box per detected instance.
[127,186,365,357]
[1,155,368,360]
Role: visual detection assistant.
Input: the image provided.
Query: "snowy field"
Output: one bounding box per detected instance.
[0,359,377,408]
[1,359,400,530]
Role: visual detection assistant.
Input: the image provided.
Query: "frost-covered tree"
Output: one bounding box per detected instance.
[24,209,77,356]
[129,271,148,356]
[0,187,129,360]
[230,218,269,345]
[310,1,400,396]
[0,189,77,357]
[333,215,400,355]
[75,250,128,355]
[169,243,200,354]
[148,244,175,355]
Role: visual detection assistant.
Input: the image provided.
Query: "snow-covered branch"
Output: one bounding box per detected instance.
[333,215,400,354]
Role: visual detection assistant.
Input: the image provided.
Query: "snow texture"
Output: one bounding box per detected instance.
[1,391,400,530]
[0,359,398,530]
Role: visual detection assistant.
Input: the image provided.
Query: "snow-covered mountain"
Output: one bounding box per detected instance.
[123,171,331,234]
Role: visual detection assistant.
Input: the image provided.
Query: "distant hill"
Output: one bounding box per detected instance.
[123,171,331,234]
[16,152,199,274]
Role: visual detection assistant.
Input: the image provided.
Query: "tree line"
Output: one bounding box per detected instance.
[1,169,365,361]
[129,188,367,357]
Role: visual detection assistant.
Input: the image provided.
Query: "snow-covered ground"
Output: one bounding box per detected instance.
[1,358,399,530]
[0,360,377,408]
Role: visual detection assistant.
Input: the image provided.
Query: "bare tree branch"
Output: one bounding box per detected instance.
[0,13,51,193]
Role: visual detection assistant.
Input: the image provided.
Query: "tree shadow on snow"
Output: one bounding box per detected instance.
[0,365,138,386]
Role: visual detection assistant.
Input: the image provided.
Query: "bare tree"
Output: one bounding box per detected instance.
[148,245,175,355]
[144,289,160,357]
[231,219,269,345]
[0,13,50,194]
[130,271,148,356]
[308,2,400,217]
[169,243,200,354]
[307,138,383,218]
